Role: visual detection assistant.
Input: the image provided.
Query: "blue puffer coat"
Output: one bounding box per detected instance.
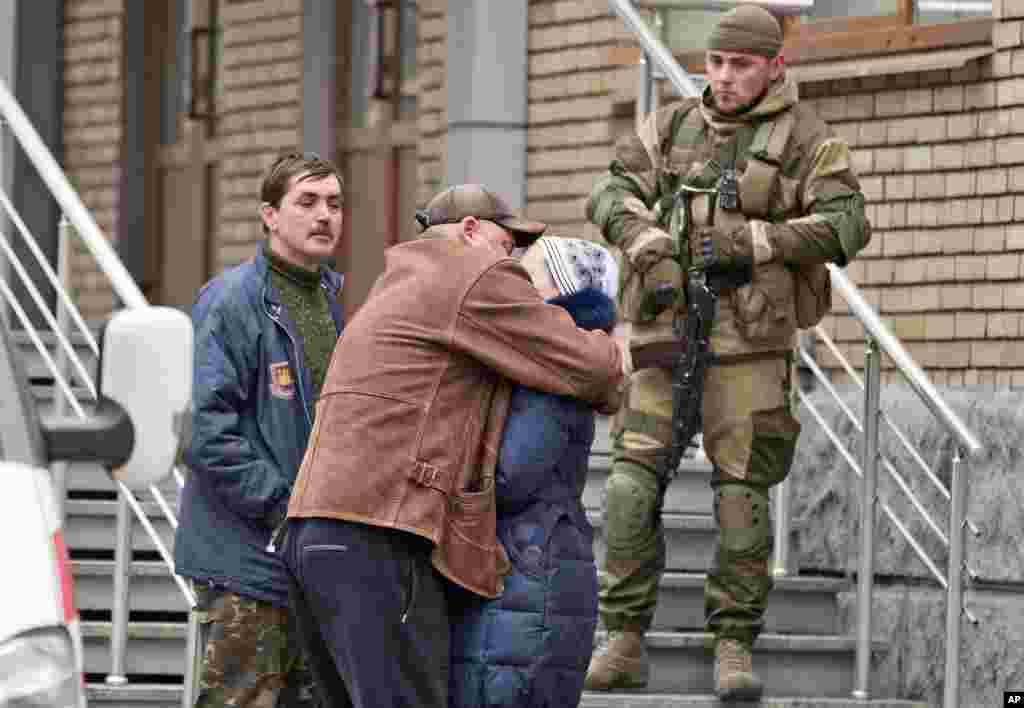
[174,244,344,607]
[449,288,615,708]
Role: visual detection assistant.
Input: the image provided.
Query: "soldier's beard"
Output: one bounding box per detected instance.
[713,86,769,117]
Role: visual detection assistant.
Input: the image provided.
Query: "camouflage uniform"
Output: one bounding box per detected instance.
[586,75,870,650]
[194,585,319,708]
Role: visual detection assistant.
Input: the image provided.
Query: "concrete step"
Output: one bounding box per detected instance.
[63,462,183,498]
[82,621,186,677]
[591,630,885,698]
[84,686,931,708]
[86,684,181,708]
[73,560,191,614]
[73,564,841,635]
[651,572,846,635]
[12,328,98,376]
[66,499,176,554]
[590,510,716,572]
[580,695,929,708]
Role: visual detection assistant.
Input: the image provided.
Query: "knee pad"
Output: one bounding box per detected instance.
[604,461,661,553]
[714,484,772,557]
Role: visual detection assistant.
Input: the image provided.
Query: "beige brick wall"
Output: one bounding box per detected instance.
[800,19,1024,388]
[417,0,446,205]
[57,2,1024,386]
[525,0,636,240]
[514,6,1024,388]
[215,0,303,271]
[63,0,123,320]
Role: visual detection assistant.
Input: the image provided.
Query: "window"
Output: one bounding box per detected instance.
[349,0,417,128]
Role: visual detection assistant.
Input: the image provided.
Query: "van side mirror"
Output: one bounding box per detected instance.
[42,306,193,488]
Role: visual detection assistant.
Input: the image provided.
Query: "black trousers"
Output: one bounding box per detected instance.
[282,518,449,708]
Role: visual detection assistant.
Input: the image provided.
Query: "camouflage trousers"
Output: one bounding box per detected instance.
[193,585,319,708]
[598,355,800,647]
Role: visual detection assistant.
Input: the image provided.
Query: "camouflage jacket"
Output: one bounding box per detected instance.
[586,76,871,357]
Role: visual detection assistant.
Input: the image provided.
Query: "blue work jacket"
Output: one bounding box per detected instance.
[174,245,344,606]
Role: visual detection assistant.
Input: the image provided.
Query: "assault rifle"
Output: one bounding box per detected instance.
[652,271,716,500]
[644,261,752,512]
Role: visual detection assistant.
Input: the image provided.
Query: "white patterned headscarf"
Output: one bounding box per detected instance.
[537,237,619,301]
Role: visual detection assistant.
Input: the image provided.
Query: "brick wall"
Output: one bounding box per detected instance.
[63,0,123,320]
[525,0,636,241]
[216,0,303,271]
[56,1,1024,386]
[514,4,1024,388]
[417,0,446,205]
[800,20,1022,388]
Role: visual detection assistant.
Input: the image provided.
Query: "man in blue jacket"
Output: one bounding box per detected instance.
[174,152,345,708]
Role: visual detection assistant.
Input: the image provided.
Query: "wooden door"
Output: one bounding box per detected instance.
[152,0,221,310]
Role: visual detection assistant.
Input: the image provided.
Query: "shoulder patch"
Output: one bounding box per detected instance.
[269,361,296,400]
[809,138,853,178]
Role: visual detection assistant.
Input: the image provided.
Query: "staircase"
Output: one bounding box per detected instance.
[21,329,930,708]
[16,326,933,706]
[579,419,930,708]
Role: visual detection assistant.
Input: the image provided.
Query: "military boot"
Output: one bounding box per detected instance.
[714,638,763,700]
[583,629,649,691]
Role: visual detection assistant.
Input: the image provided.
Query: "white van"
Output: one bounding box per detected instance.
[0,306,193,708]
[0,462,85,708]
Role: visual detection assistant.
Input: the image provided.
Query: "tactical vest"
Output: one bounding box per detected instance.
[623,100,831,355]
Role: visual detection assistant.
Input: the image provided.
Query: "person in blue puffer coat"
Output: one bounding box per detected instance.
[448,236,621,708]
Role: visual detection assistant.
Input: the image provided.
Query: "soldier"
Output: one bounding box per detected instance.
[584,5,871,700]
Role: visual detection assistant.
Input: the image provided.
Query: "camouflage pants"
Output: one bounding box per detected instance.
[193,586,319,708]
[598,356,800,647]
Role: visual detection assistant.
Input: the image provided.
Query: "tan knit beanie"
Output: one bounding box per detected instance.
[707,5,783,58]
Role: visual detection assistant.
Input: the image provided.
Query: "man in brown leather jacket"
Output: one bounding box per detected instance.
[281,184,628,708]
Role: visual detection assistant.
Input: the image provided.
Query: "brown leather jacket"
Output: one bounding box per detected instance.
[287,233,624,597]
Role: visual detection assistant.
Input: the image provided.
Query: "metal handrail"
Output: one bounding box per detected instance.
[610,0,702,98]
[0,77,195,698]
[816,323,981,538]
[827,264,982,455]
[608,3,983,706]
[0,79,146,310]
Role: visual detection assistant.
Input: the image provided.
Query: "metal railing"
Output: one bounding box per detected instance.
[798,267,982,706]
[0,77,197,708]
[608,2,984,706]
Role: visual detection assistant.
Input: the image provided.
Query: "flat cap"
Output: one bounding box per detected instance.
[416,184,547,248]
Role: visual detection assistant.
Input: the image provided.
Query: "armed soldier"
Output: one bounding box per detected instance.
[584,5,871,700]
